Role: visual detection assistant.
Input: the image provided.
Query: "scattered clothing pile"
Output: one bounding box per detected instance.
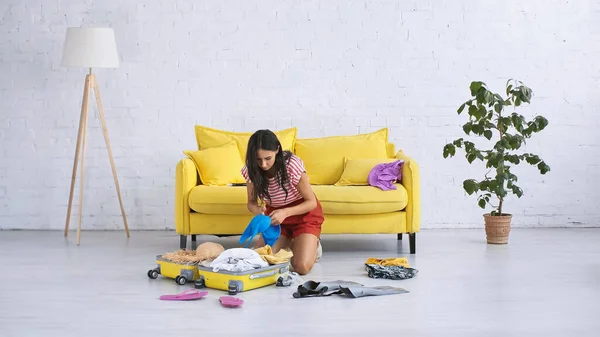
[154,238,420,304]
[364,257,419,280]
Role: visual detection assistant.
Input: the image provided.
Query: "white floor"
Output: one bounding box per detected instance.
[0,228,599,336]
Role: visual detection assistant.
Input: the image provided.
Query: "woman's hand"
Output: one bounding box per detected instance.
[246,182,266,215]
[269,209,289,225]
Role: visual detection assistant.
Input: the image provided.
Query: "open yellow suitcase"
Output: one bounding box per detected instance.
[194,262,290,295]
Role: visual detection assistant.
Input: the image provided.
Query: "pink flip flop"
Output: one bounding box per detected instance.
[219,296,244,307]
[160,289,208,301]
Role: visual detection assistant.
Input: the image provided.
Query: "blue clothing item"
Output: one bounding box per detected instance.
[239,214,281,247]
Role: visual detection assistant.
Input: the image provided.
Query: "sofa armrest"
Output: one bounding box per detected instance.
[395,150,421,233]
[175,158,198,235]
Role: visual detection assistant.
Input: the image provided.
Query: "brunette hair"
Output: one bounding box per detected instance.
[245,129,292,202]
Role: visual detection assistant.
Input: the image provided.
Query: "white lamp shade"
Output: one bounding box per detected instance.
[61,27,119,68]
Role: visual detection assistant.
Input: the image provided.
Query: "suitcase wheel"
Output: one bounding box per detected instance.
[147,268,159,279]
[175,275,187,285]
[228,281,242,295]
[194,278,205,289]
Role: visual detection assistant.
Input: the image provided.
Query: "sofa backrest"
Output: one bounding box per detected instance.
[188,125,396,187]
[293,128,391,185]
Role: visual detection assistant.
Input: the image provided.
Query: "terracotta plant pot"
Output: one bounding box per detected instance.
[483,213,512,244]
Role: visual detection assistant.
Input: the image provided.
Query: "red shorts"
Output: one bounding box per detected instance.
[265,197,324,239]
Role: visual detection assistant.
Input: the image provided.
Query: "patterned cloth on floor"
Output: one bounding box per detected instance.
[365,257,419,280]
[293,280,408,298]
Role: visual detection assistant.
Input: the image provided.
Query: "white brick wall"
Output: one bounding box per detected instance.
[1,0,599,230]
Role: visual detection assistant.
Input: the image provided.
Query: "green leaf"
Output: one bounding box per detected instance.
[467,153,477,163]
[477,106,488,119]
[484,130,493,140]
[468,105,478,118]
[512,113,525,133]
[511,184,524,197]
[520,86,532,103]
[470,81,484,96]
[494,103,503,114]
[443,144,456,158]
[538,162,551,174]
[494,138,510,151]
[453,138,464,147]
[484,91,495,105]
[486,153,499,168]
[462,123,472,135]
[499,117,512,130]
[525,154,541,165]
[463,179,478,195]
[457,103,466,114]
[478,198,486,209]
[496,186,508,198]
[534,116,549,131]
[509,135,524,150]
[464,141,475,152]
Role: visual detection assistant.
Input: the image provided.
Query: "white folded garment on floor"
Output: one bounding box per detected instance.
[209,248,269,272]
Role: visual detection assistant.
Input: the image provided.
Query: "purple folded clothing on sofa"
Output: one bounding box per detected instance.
[368,160,404,191]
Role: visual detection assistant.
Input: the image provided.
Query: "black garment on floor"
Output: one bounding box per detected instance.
[365,264,419,280]
[292,280,408,299]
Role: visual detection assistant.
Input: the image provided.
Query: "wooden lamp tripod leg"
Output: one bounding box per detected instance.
[64,70,130,243]
[76,87,90,246]
[91,75,130,238]
[65,73,91,239]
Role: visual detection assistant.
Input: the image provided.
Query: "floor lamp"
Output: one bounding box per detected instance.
[61,27,130,245]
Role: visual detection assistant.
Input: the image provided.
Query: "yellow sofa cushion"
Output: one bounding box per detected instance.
[188,183,408,215]
[386,142,396,158]
[334,157,398,186]
[184,141,246,186]
[194,125,297,159]
[313,184,408,215]
[294,128,389,185]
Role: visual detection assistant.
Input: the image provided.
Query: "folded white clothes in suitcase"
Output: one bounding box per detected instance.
[209,248,269,272]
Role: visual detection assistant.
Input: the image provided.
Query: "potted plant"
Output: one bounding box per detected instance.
[443,79,551,244]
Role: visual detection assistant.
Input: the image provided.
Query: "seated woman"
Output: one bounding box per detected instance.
[241,129,323,275]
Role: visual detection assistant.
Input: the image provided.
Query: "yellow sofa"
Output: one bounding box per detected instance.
[175,126,421,253]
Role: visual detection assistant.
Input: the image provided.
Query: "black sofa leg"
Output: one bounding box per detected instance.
[397,233,403,240]
[180,235,187,250]
[191,235,197,250]
[409,233,416,254]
